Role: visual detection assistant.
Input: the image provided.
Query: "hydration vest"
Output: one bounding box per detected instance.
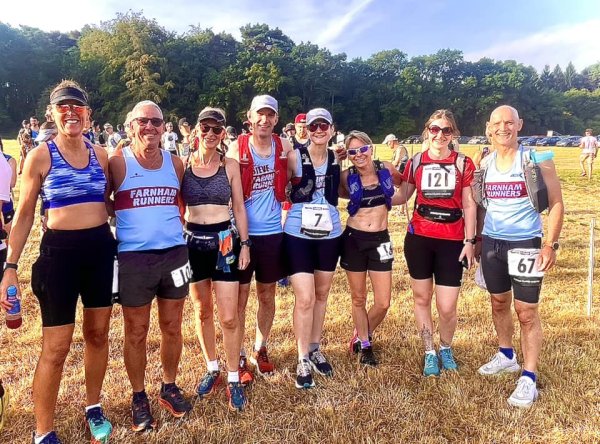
[347,160,394,216]
[239,134,287,202]
[290,147,340,206]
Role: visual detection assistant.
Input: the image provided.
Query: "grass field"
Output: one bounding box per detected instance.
[0,140,599,443]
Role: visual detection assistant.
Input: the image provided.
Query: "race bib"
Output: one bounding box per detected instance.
[301,203,333,238]
[377,241,394,262]
[420,164,457,199]
[507,248,544,286]
[171,261,192,288]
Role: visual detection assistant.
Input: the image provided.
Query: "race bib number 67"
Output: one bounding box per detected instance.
[507,248,544,286]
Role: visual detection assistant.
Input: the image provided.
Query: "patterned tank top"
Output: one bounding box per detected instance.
[41,140,106,209]
[181,162,231,207]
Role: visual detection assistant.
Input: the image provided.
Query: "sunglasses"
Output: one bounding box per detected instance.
[134,117,164,127]
[347,145,371,156]
[199,124,224,135]
[308,122,331,132]
[428,125,453,136]
[53,104,87,114]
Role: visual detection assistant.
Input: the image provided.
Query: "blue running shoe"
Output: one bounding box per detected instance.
[131,391,156,432]
[439,348,458,371]
[226,382,247,411]
[86,407,112,443]
[423,353,440,377]
[196,371,224,398]
[31,431,62,444]
[277,277,290,287]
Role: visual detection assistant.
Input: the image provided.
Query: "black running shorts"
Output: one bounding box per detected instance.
[238,233,287,285]
[340,226,393,272]
[31,224,116,327]
[187,221,240,283]
[403,232,464,287]
[284,233,341,275]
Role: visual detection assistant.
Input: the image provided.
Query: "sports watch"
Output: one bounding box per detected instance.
[240,239,252,247]
[545,241,559,251]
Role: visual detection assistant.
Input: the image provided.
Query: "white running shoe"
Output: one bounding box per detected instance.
[478,352,520,375]
[508,376,538,408]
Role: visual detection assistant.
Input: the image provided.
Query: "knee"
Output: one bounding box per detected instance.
[351,293,367,308]
[125,323,149,346]
[314,289,330,303]
[491,296,511,313]
[83,326,109,349]
[373,296,391,312]
[515,307,538,327]
[295,295,315,312]
[257,291,275,307]
[219,313,239,331]
[413,292,432,308]
[160,318,183,338]
[42,341,71,367]
[437,305,456,321]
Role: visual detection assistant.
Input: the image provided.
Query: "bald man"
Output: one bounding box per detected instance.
[475,105,564,408]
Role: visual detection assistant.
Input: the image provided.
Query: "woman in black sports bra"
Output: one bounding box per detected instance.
[181,107,250,411]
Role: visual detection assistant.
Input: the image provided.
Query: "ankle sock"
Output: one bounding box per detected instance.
[35,433,52,444]
[499,347,514,360]
[85,403,101,412]
[425,350,436,356]
[440,345,451,351]
[360,339,371,349]
[207,360,219,372]
[228,371,240,383]
[522,369,536,383]
[309,343,319,353]
[240,348,246,357]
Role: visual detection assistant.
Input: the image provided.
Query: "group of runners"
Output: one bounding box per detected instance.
[0,80,564,444]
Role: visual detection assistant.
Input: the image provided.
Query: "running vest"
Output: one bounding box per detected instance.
[181,161,231,207]
[290,135,310,150]
[290,147,340,206]
[41,140,106,209]
[347,160,393,216]
[239,134,287,202]
[481,149,542,240]
[114,147,185,252]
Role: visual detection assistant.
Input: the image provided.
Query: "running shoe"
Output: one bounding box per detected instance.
[439,348,458,371]
[507,376,538,408]
[131,391,156,432]
[349,330,360,355]
[250,346,275,375]
[359,346,379,367]
[423,353,440,377]
[308,349,333,376]
[0,382,8,432]
[31,431,62,444]
[478,352,520,376]
[226,382,247,411]
[159,383,191,418]
[196,371,224,398]
[238,356,254,386]
[86,406,112,444]
[295,360,315,389]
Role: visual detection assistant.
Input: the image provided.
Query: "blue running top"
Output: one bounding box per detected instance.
[41,140,106,209]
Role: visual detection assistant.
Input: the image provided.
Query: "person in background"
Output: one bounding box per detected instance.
[579,128,598,179]
[17,119,31,174]
[289,114,310,150]
[162,122,179,156]
[178,118,192,156]
[0,138,18,235]
[30,117,40,146]
[384,134,408,175]
[225,126,237,148]
[335,130,345,145]
[0,80,115,444]
[104,124,121,155]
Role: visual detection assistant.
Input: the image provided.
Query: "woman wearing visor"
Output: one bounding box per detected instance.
[182,107,250,411]
[0,81,115,444]
[284,108,342,389]
[338,131,403,367]
[401,109,476,377]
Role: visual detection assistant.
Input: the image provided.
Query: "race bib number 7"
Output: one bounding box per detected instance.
[301,203,333,238]
[507,248,544,286]
[171,261,192,288]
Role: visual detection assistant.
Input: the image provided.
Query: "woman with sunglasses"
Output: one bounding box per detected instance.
[0,80,115,444]
[338,131,403,367]
[401,109,476,377]
[182,107,250,411]
[284,108,342,389]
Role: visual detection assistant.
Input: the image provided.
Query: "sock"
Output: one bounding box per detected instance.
[425,350,436,356]
[85,403,101,412]
[228,371,240,383]
[522,369,536,383]
[35,433,51,444]
[360,339,371,349]
[499,347,514,360]
[440,345,451,351]
[254,340,266,352]
[207,360,219,372]
[309,343,319,353]
[299,354,310,363]
[240,348,246,357]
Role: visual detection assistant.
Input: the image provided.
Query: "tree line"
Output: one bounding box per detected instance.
[1,11,600,140]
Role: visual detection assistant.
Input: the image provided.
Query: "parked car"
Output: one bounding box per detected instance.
[458,136,471,144]
[402,135,422,144]
[468,136,486,144]
[536,136,562,146]
[556,136,581,147]
[517,136,529,144]
[522,136,545,146]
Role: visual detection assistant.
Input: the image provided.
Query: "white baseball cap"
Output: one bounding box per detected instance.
[250,95,278,113]
[382,134,398,144]
[306,108,333,125]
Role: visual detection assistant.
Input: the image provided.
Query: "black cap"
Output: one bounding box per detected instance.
[198,109,226,125]
[50,86,88,106]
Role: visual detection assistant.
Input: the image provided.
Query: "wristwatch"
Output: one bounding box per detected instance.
[3,262,18,271]
[464,238,477,245]
[240,239,252,247]
[544,241,559,251]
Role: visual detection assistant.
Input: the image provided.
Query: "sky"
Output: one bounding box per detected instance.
[2,0,599,72]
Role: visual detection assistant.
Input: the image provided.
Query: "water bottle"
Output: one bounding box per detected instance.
[6,285,22,329]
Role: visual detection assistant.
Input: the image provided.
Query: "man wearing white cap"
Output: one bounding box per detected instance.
[383,134,409,174]
[227,95,293,384]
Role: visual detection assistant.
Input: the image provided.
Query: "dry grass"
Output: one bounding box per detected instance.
[1,141,599,443]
